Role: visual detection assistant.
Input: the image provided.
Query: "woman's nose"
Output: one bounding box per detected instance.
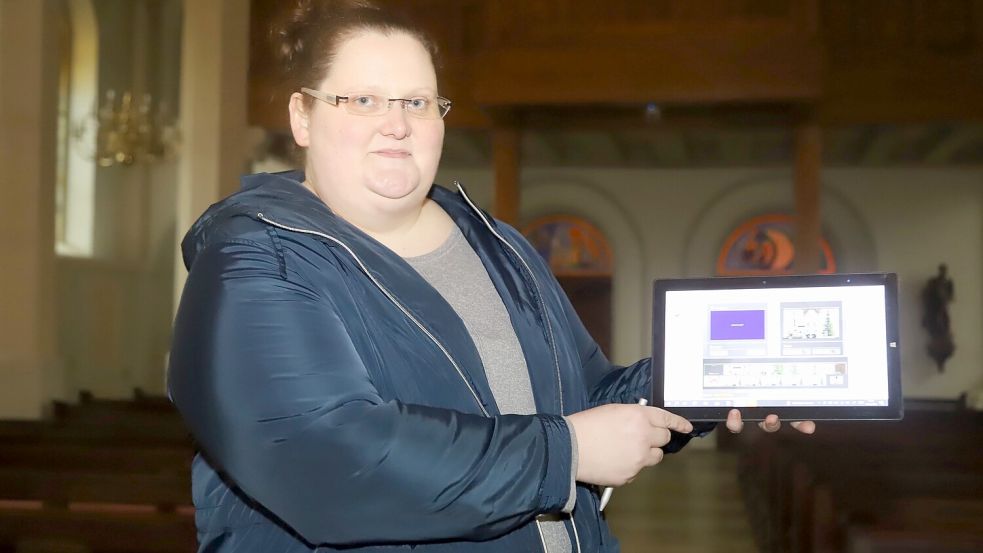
[379,101,410,139]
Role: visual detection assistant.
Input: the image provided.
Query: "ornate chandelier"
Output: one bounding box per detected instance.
[71,89,179,167]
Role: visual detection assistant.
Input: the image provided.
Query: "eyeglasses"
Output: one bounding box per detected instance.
[300,87,452,120]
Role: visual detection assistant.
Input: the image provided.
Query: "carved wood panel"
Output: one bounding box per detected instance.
[820,0,983,122]
[248,0,983,130]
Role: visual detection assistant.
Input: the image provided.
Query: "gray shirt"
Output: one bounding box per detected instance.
[405,225,578,553]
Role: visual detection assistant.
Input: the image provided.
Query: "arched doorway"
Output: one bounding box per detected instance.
[522,215,614,357]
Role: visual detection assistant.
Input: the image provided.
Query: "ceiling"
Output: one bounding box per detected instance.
[260,124,983,169]
[436,124,983,168]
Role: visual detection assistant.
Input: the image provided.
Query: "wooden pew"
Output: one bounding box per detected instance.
[0,394,197,553]
[0,443,192,474]
[0,468,190,511]
[0,420,190,448]
[804,468,983,553]
[732,406,983,553]
[0,392,190,447]
[847,526,983,553]
[844,497,983,553]
[0,508,195,553]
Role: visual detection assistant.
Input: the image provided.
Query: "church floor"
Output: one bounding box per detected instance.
[602,449,758,553]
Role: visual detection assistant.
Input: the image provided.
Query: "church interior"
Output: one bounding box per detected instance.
[1,0,982,551]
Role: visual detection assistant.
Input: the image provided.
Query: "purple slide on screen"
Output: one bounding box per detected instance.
[710,310,765,340]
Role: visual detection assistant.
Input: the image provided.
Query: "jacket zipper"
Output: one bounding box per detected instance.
[454,182,564,415]
[536,523,549,553]
[571,515,583,553]
[455,182,582,553]
[255,212,489,417]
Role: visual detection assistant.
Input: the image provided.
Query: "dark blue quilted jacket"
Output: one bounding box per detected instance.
[167,171,709,553]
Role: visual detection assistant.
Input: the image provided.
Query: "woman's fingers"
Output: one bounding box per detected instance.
[758,414,781,432]
[645,407,693,434]
[644,447,665,467]
[567,404,692,486]
[790,420,817,434]
[651,426,672,448]
[727,410,816,434]
[726,409,744,433]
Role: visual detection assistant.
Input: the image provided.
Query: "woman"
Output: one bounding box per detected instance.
[167,1,814,551]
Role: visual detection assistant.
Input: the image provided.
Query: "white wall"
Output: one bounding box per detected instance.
[436,166,983,400]
[826,169,983,399]
[0,0,61,418]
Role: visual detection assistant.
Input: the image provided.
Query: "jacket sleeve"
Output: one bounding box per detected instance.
[511,228,717,452]
[167,239,573,546]
[553,280,716,451]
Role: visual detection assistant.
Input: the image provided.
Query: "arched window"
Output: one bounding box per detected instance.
[716,213,837,276]
[523,215,614,356]
[522,215,613,276]
[55,0,98,256]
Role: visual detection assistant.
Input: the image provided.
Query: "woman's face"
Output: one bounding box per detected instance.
[290,30,445,221]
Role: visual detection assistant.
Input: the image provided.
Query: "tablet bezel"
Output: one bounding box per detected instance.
[651,272,902,421]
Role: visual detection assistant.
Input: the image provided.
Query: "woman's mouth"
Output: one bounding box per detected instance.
[373,149,411,158]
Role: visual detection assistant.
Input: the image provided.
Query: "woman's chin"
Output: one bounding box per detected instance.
[366,172,423,202]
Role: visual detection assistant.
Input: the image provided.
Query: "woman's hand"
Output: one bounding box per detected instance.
[725,409,816,434]
[566,404,694,487]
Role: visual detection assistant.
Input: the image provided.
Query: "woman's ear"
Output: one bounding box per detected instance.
[288,92,311,147]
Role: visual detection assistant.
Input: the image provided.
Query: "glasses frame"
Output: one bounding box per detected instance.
[300,87,452,119]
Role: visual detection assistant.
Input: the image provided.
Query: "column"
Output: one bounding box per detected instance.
[0,0,61,418]
[794,120,823,274]
[173,0,251,303]
[492,114,521,225]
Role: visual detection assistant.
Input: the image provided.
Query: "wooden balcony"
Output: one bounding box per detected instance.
[249,0,983,130]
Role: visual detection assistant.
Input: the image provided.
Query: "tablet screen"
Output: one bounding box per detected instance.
[653,273,901,420]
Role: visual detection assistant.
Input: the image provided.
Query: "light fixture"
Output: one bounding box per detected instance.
[71,89,179,167]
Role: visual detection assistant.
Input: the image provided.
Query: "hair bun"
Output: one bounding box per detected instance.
[270,0,437,94]
[273,0,379,72]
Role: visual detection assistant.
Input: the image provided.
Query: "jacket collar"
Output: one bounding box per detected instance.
[182,170,493,268]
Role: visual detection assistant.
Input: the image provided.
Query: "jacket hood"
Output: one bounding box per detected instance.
[180,170,491,271]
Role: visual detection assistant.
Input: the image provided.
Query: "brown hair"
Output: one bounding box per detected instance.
[272,0,440,107]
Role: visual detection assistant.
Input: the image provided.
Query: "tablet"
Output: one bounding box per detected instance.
[652,273,902,421]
